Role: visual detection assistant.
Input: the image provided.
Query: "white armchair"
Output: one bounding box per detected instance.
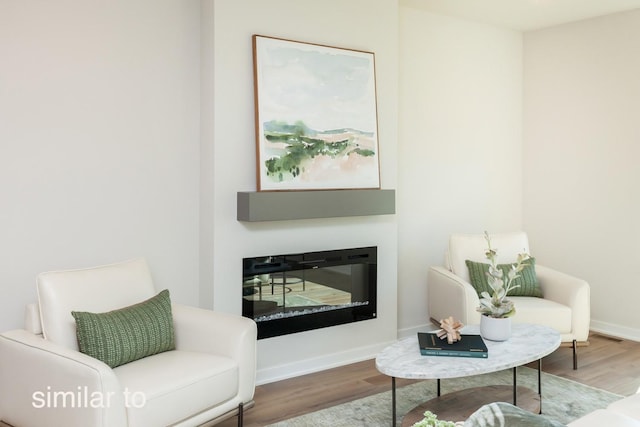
[427,232,590,369]
[0,258,257,427]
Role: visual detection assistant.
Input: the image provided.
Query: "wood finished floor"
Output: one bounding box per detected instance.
[1,333,638,427]
[218,332,640,427]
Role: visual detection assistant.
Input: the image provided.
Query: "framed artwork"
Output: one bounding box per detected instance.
[252,35,380,191]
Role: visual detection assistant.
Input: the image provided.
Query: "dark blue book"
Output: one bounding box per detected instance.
[418,332,488,358]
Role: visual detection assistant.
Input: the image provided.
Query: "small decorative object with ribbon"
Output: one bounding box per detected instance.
[436,316,464,344]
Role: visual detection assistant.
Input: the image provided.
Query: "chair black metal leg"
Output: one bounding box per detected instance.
[572,340,578,370]
[238,402,244,427]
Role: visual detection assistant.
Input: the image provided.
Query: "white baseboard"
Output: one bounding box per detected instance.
[255,324,432,385]
[255,323,437,386]
[590,319,640,342]
[397,323,434,339]
[255,340,395,385]
[256,320,640,386]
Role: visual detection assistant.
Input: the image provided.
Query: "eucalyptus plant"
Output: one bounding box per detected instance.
[476,231,530,318]
[412,410,462,427]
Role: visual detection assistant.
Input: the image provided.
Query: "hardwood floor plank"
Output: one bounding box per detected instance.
[219,333,640,427]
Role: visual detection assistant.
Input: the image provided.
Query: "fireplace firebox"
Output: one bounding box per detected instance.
[242,246,377,339]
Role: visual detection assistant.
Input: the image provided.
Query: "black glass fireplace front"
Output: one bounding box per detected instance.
[242,246,377,339]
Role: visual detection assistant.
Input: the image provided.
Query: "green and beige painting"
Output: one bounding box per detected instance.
[262,120,377,188]
[254,36,380,190]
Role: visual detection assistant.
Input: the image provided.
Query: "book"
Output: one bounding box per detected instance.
[417,332,488,358]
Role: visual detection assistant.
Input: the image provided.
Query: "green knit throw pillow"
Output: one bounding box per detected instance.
[72,289,175,368]
[465,257,542,298]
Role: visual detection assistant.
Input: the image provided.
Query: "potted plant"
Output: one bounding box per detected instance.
[476,231,530,341]
[412,410,463,427]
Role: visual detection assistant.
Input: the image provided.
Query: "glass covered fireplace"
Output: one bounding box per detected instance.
[242,246,377,339]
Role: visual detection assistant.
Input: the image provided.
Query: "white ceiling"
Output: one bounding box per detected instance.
[402,0,640,31]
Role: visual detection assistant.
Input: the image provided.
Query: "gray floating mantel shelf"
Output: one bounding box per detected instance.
[237,189,395,222]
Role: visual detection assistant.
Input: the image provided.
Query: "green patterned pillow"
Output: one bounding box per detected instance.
[465,257,542,298]
[72,289,175,368]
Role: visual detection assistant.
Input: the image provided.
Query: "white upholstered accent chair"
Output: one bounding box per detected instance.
[427,232,590,369]
[0,258,257,427]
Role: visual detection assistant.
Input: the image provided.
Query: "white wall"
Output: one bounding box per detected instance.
[524,10,640,340]
[398,7,524,334]
[204,0,399,384]
[6,0,637,388]
[0,0,526,383]
[0,0,201,330]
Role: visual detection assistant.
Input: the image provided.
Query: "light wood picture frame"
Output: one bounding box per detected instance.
[253,35,380,191]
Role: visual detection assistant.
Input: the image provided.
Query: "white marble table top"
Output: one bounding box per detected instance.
[375,323,561,380]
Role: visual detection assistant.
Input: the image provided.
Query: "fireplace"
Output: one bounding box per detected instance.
[242,246,377,339]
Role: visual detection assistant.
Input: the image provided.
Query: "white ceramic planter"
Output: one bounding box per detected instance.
[480,315,512,341]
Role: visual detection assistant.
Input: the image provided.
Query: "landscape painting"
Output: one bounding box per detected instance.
[253,35,380,191]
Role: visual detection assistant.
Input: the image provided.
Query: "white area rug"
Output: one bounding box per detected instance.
[266,367,623,426]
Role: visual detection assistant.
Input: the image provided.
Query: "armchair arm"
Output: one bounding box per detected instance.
[427,266,481,325]
[0,329,126,427]
[536,265,591,342]
[171,304,257,402]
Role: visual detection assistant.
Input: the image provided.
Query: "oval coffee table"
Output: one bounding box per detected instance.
[375,323,561,426]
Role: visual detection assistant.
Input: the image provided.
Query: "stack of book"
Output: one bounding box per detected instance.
[417,332,488,358]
